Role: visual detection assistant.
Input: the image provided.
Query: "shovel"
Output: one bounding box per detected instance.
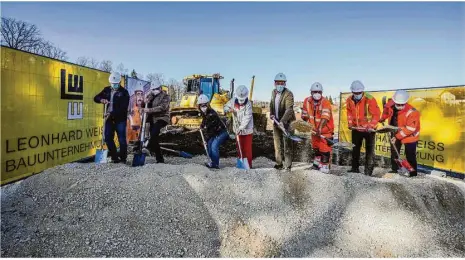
[132,103,148,167]
[160,147,193,159]
[387,132,415,176]
[199,128,213,165]
[95,103,109,163]
[231,113,250,170]
[272,118,304,142]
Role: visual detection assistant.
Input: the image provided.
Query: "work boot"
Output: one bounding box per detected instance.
[274,164,283,170]
[110,157,120,163]
[388,169,398,173]
[348,167,360,173]
[119,158,127,164]
[408,171,418,177]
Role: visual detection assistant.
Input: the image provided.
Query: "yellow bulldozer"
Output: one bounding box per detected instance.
[165,73,266,134]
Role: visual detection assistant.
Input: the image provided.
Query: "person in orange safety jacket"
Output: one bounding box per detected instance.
[345,80,381,176]
[379,89,420,177]
[301,82,334,174]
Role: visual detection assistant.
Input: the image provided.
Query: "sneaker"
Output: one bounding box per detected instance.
[273,164,284,170]
[205,162,219,169]
[320,164,330,174]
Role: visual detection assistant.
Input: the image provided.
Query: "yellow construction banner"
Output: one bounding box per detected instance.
[339,86,465,176]
[1,47,116,185]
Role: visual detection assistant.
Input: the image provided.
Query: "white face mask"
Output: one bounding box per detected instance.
[200,106,207,113]
[237,98,246,105]
[312,93,322,100]
[395,104,405,110]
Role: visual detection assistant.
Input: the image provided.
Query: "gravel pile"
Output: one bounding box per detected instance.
[2,156,464,257]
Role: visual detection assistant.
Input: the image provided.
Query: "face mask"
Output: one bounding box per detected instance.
[111,83,119,89]
[200,106,207,113]
[312,93,322,100]
[276,85,285,93]
[395,104,405,110]
[354,93,363,100]
[152,89,161,95]
[237,98,246,105]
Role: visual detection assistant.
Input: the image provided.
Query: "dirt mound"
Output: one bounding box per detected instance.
[2,156,464,257]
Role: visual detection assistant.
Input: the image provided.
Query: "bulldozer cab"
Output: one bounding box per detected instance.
[184,73,223,102]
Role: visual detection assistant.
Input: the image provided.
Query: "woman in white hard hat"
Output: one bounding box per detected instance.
[94,72,130,163]
[198,94,229,169]
[140,81,171,163]
[269,72,296,170]
[224,85,254,168]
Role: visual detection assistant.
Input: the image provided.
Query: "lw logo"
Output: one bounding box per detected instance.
[60,69,84,120]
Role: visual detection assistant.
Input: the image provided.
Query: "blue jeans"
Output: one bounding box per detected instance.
[207,130,229,167]
[105,119,127,160]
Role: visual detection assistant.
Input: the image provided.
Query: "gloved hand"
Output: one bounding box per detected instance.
[270,115,276,121]
[378,119,385,124]
[391,136,397,144]
[314,128,321,136]
[131,125,140,131]
[224,107,231,113]
[278,121,285,130]
[301,110,309,121]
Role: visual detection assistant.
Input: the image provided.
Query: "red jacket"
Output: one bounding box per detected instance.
[346,92,381,129]
[302,96,334,136]
[381,99,420,144]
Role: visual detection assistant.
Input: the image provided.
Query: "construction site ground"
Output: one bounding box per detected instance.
[1,152,465,258]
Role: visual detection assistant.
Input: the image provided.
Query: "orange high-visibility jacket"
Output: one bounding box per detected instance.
[302,96,334,136]
[346,93,381,128]
[381,100,421,144]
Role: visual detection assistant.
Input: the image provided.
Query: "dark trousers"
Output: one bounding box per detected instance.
[105,119,128,160]
[351,130,375,175]
[148,120,168,162]
[390,135,418,175]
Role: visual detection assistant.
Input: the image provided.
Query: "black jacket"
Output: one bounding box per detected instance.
[200,107,226,140]
[94,86,130,122]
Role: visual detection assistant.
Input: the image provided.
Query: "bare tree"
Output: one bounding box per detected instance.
[115,63,128,75]
[88,58,100,69]
[38,41,67,60]
[76,56,89,66]
[146,73,165,86]
[1,17,42,51]
[99,60,113,72]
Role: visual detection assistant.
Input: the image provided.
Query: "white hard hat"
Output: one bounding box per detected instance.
[310,82,323,92]
[109,72,121,84]
[235,85,249,102]
[150,81,161,90]
[134,81,144,92]
[197,94,209,105]
[392,90,410,104]
[350,80,365,92]
[274,73,287,82]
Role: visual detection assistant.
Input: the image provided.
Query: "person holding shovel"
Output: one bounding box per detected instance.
[301,82,334,174]
[198,94,229,169]
[224,85,254,169]
[269,73,296,171]
[345,80,381,176]
[379,90,420,177]
[94,72,130,163]
[140,82,171,164]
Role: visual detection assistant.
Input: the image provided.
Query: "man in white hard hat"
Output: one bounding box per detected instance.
[379,90,420,177]
[94,72,130,163]
[198,94,229,169]
[301,82,335,174]
[269,72,296,170]
[345,80,381,176]
[224,85,254,168]
[140,81,171,163]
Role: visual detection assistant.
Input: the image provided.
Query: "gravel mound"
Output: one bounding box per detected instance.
[2,156,464,257]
